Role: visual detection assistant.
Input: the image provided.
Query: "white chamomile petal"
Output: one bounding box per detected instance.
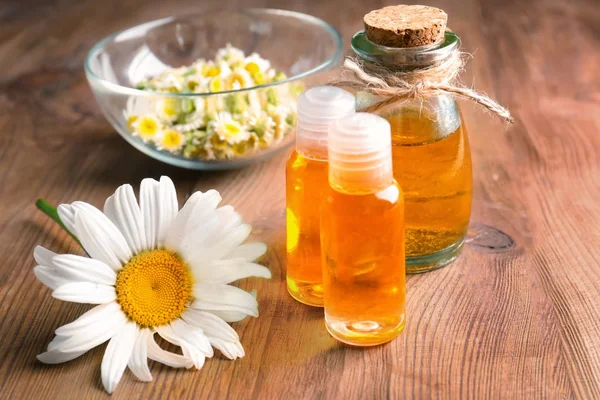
[214,206,242,235]
[204,309,250,323]
[180,216,248,268]
[34,246,57,267]
[165,190,221,250]
[127,328,153,382]
[192,258,271,284]
[192,282,258,320]
[207,337,245,360]
[171,319,213,357]
[195,224,251,264]
[101,321,138,394]
[140,176,178,249]
[181,309,239,341]
[156,325,206,369]
[57,204,77,235]
[52,254,116,286]
[37,348,87,364]
[55,302,122,336]
[56,308,128,353]
[147,332,193,369]
[177,214,223,264]
[104,184,147,254]
[245,53,271,71]
[53,282,116,304]
[61,202,132,263]
[47,334,69,352]
[66,205,132,270]
[34,265,69,290]
[226,243,267,262]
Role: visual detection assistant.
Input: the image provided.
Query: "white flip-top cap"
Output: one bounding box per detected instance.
[296,86,355,159]
[328,112,393,193]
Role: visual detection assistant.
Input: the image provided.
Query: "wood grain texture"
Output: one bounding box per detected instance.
[1,0,599,398]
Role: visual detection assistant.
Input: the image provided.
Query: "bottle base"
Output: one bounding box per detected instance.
[406,238,464,274]
[325,314,406,346]
[286,278,324,307]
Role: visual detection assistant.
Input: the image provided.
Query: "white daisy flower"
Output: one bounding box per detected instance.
[208,76,225,93]
[123,97,153,130]
[132,114,162,142]
[215,43,245,66]
[210,112,251,144]
[34,177,270,394]
[157,129,186,152]
[155,73,183,91]
[243,53,272,84]
[184,74,209,93]
[155,98,180,123]
[244,53,271,74]
[226,68,254,90]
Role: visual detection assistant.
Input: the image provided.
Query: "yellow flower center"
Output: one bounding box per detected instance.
[115,250,193,327]
[205,66,220,77]
[224,122,241,136]
[244,62,260,75]
[161,130,185,151]
[253,71,266,85]
[229,75,245,89]
[136,117,159,138]
[162,104,178,119]
[209,78,223,92]
[127,115,138,130]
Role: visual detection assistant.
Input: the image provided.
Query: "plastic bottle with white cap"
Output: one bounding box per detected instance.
[286,86,355,307]
[321,112,406,346]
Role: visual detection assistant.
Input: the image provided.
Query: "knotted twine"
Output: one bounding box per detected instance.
[330,51,513,124]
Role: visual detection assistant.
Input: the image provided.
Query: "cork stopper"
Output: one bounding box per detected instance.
[364,5,448,48]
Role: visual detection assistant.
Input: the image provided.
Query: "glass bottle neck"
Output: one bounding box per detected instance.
[351,30,460,70]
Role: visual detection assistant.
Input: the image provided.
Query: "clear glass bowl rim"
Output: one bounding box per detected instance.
[84,8,344,98]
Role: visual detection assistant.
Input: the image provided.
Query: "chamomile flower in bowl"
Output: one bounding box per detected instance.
[85,9,343,170]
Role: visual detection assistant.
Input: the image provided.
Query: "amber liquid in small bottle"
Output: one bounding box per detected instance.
[321,182,406,346]
[322,112,406,346]
[285,86,356,307]
[286,150,329,305]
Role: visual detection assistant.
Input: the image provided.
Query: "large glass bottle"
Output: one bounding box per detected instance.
[352,31,472,273]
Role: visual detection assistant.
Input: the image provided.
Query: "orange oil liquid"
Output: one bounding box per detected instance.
[286,150,329,307]
[321,182,406,346]
[387,111,472,269]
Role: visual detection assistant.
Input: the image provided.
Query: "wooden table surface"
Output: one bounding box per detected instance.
[1,0,599,398]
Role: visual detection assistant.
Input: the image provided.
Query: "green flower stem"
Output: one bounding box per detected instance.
[36,199,83,249]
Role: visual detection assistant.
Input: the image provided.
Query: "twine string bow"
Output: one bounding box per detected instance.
[331,52,513,124]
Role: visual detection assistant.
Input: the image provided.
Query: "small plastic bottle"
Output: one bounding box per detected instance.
[286,86,355,307]
[321,112,406,345]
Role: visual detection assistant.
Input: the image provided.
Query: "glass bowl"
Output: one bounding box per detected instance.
[85,9,343,170]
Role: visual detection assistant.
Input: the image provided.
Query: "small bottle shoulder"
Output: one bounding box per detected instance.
[324,181,403,212]
[375,181,403,206]
[286,150,328,172]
